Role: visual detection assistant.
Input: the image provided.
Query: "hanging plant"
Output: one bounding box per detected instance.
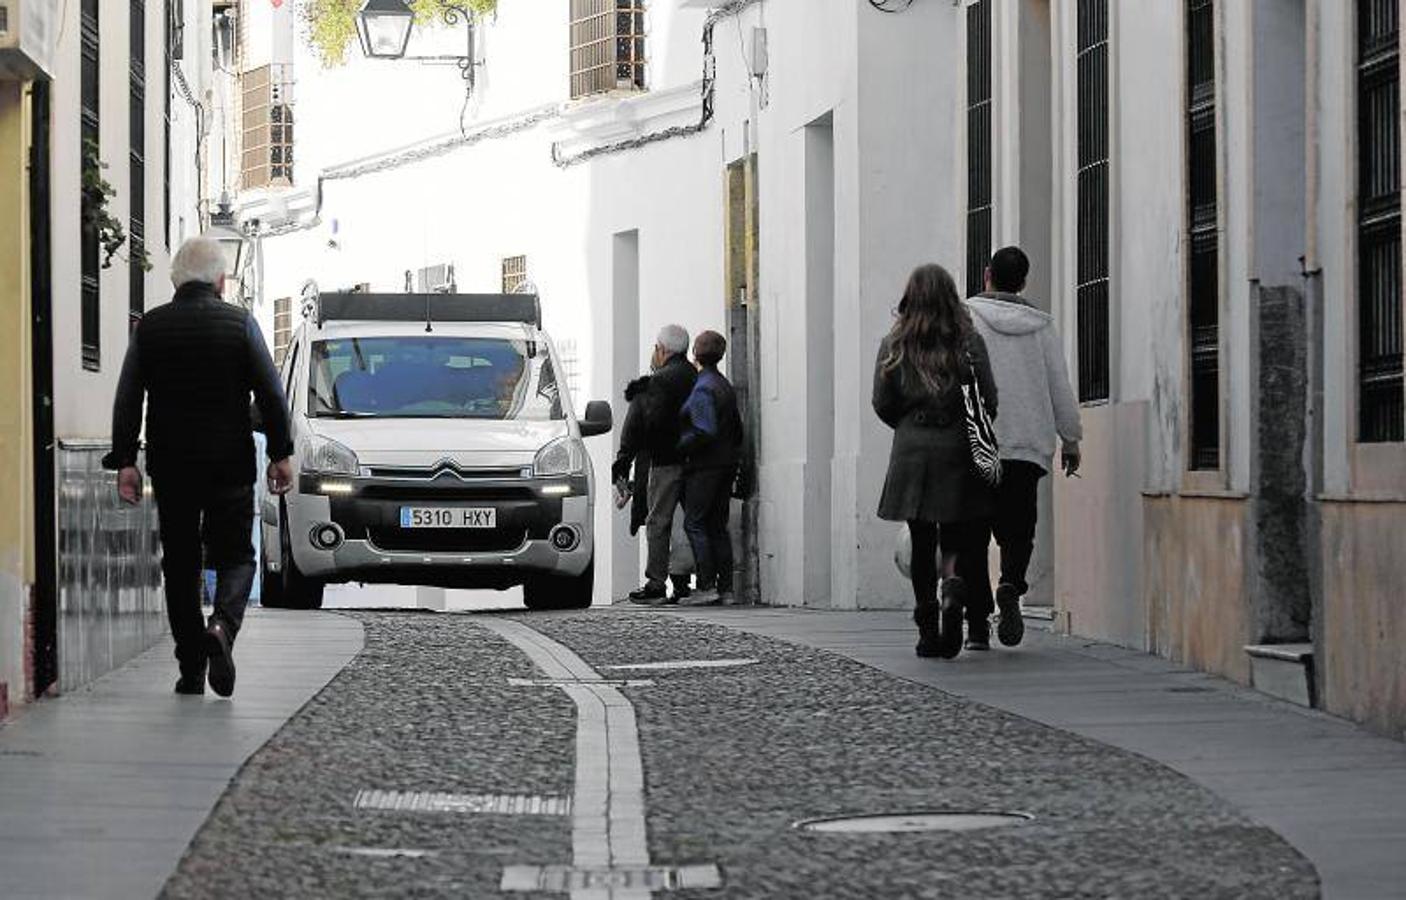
[81,139,152,271]
[302,0,498,68]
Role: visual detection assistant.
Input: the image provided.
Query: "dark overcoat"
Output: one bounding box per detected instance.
[872,329,999,525]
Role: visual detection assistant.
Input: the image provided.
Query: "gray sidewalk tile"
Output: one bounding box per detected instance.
[0,610,364,900]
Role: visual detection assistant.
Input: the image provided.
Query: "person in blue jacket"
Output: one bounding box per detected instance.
[677,331,744,605]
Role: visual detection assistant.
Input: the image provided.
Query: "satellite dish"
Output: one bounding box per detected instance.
[512,279,538,296]
[299,279,319,319]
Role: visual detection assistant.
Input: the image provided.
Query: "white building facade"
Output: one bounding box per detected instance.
[247,0,1402,737]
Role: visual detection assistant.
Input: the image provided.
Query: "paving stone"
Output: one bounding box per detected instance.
[163,611,1318,899]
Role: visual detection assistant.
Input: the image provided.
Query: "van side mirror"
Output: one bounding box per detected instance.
[579,400,613,438]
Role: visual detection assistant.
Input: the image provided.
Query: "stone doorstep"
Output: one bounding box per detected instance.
[1244,643,1316,709]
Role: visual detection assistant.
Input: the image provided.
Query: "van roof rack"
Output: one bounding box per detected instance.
[316,292,542,330]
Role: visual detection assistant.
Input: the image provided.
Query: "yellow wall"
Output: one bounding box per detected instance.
[0,79,35,708]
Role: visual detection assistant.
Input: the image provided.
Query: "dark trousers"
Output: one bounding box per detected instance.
[994,460,1045,596]
[683,465,735,593]
[154,479,255,675]
[908,519,994,624]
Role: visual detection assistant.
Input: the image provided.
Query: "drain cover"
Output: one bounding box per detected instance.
[796,811,1032,833]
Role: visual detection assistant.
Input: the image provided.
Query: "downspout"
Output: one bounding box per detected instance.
[1301,0,1326,707]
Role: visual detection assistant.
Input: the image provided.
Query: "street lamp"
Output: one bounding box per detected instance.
[356,0,478,97]
[355,0,415,60]
[206,194,250,290]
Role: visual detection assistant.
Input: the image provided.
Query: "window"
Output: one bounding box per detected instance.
[1076,0,1110,402]
[131,0,147,318]
[307,337,564,422]
[569,0,646,100]
[80,0,101,371]
[273,296,292,365]
[240,65,294,189]
[1187,0,1218,468]
[965,0,993,299]
[1358,0,1404,442]
[502,255,528,293]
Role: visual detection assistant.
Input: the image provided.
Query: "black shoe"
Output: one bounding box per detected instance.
[628,583,667,603]
[204,620,236,698]
[964,619,992,652]
[174,672,206,695]
[937,578,966,659]
[914,598,941,657]
[996,583,1025,647]
[670,576,692,600]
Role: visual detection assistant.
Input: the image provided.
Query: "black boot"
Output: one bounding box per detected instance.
[914,598,942,657]
[937,577,966,659]
[670,575,692,600]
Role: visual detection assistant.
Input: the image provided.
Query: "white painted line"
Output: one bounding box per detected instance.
[602,658,760,672]
[479,617,718,898]
[354,789,571,816]
[507,677,655,687]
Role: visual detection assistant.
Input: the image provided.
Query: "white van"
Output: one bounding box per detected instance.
[259,291,612,610]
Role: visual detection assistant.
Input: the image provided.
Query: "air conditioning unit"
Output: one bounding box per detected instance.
[418,264,456,295]
[0,0,58,80]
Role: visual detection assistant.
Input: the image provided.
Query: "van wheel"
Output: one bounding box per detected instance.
[279,504,325,610]
[523,560,594,611]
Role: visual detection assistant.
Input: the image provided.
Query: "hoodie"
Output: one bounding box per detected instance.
[965,292,1083,472]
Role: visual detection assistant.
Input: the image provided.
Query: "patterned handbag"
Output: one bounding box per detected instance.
[961,350,1002,488]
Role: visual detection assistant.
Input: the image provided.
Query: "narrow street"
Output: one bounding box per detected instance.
[17,604,1401,899]
[157,610,1324,898]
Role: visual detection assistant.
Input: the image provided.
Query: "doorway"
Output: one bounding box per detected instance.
[29,79,56,695]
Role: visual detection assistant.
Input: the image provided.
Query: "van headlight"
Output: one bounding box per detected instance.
[534,436,586,477]
[306,436,360,476]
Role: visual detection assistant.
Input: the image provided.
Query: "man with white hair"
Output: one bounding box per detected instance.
[629,324,698,603]
[103,235,294,698]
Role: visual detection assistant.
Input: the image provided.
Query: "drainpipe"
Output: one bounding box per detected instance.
[1301,0,1325,708]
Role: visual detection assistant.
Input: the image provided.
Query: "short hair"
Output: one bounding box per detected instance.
[171,236,228,288]
[656,324,690,355]
[694,330,727,367]
[988,246,1030,293]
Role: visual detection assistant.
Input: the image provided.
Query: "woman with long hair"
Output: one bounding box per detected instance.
[873,263,999,658]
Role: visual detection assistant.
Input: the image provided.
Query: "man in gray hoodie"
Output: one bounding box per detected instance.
[966,247,1083,650]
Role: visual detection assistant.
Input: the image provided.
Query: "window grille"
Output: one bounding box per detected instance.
[1358,0,1404,442]
[1076,0,1109,402]
[1186,0,1219,468]
[131,0,146,318]
[569,0,646,100]
[81,0,101,371]
[273,296,292,365]
[240,65,294,189]
[502,255,528,293]
[965,0,992,299]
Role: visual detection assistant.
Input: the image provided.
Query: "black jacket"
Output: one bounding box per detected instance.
[641,354,697,467]
[612,375,653,534]
[104,281,293,485]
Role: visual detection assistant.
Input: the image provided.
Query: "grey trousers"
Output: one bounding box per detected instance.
[645,463,694,586]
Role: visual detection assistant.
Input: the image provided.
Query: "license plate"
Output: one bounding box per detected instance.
[399,507,497,529]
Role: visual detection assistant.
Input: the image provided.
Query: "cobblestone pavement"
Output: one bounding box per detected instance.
[163,610,1318,899]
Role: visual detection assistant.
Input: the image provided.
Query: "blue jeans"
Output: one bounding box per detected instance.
[683,466,735,593]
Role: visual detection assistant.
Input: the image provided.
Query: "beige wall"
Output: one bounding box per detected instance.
[1053,403,1147,648]
[1320,501,1406,739]
[1144,494,1252,685]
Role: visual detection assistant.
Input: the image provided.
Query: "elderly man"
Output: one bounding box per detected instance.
[628,324,698,604]
[104,236,293,698]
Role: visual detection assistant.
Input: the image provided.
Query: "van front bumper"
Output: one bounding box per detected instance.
[286,472,593,586]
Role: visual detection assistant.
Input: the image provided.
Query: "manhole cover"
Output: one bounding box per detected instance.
[796,811,1032,833]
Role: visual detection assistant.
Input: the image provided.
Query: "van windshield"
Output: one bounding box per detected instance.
[307,336,564,421]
